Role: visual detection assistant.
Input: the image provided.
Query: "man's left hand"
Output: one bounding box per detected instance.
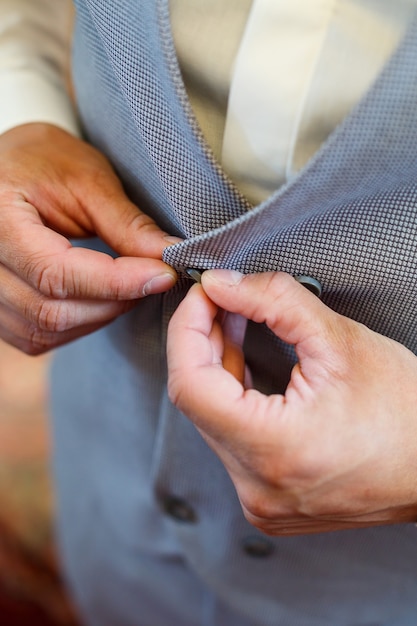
[167,270,417,535]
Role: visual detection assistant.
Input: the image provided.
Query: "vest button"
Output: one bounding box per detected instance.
[294,275,322,298]
[242,535,274,558]
[162,496,197,523]
[185,268,203,283]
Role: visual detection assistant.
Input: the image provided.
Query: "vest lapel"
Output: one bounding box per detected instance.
[82,0,251,236]
[161,18,417,352]
[77,0,417,349]
[80,1,417,247]
[163,17,417,271]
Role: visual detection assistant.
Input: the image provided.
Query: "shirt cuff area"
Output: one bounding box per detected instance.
[0,69,81,137]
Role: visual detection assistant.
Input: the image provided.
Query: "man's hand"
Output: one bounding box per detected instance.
[167,269,417,535]
[0,123,178,354]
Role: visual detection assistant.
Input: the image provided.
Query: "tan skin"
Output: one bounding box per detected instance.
[0,122,178,354]
[167,270,417,535]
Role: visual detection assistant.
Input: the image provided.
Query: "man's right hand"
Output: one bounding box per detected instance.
[0,123,178,354]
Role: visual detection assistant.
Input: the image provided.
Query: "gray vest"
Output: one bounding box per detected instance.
[50,2,417,625]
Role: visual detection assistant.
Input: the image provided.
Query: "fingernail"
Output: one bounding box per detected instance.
[164,235,184,245]
[142,272,177,296]
[204,269,244,286]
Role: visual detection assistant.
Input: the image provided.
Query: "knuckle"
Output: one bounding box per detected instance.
[128,211,155,233]
[105,274,129,300]
[22,291,73,335]
[36,262,67,298]
[239,483,281,522]
[261,274,299,325]
[243,272,286,323]
[316,316,362,382]
[279,448,325,489]
[21,254,69,299]
[265,271,295,300]
[24,325,56,355]
[110,211,158,255]
[36,299,71,333]
[242,497,275,523]
[241,493,296,534]
[22,340,49,357]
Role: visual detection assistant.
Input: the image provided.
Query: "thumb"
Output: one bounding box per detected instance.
[201,270,343,378]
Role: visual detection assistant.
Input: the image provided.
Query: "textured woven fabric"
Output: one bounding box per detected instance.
[77,0,417,350]
[50,2,417,625]
[164,17,417,353]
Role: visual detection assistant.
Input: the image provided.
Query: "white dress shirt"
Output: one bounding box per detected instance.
[170,0,415,202]
[0,0,415,203]
[0,0,79,136]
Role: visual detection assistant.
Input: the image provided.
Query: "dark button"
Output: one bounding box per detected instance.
[294,275,322,298]
[185,268,203,283]
[242,535,274,558]
[162,496,197,523]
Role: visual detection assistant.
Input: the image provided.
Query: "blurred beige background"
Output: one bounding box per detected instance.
[0,340,79,626]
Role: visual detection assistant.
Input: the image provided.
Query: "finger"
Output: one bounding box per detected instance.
[201,270,328,343]
[201,270,344,380]
[220,312,247,384]
[167,284,243,409]
[0,203,177,300]
[221,310,247,346]
[0,124,182,256]
[0,263,136,331]
[0,302,120,355]
[167,284,281,440]
[78,168,183,258]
